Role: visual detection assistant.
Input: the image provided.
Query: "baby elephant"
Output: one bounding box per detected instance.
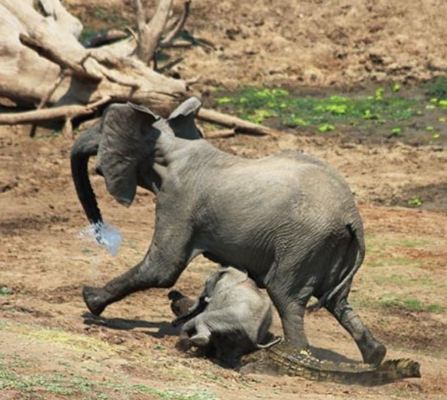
[169,267,278,366]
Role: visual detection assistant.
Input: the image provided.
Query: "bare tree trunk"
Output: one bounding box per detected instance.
[0,0,278,138]
[0,0,186,116]
[135,0,173,65]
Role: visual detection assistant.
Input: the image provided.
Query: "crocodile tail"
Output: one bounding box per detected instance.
[324,359,421,386]
[265,344,421,386]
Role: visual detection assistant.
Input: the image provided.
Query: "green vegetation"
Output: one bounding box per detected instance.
[216,86,421,134]
[0,367,93,397]
[0,361,216,400]
[352,295,445,314]
[390,127,402,136]
[424,76,447,99]
[378,295,445,313]
[0,287,12,296]
[366,255,422,269]
[216,82,447,143]
[407,196,423,208]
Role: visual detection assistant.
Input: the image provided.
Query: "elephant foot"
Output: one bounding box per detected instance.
[82,286,108,316]
[361,341,387,366]
[190,334,210,347]
[175,337,192,352]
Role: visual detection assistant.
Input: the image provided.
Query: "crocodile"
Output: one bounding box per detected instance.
[169,291,421,386]
[240,342,421,386]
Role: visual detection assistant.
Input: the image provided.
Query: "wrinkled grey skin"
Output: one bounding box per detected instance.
[70,97,386,365]
[172,267,276,366]
[70,98,203,228]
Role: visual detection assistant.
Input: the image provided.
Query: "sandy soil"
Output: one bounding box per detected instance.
[67,0,447,88]
[1,0,447,398]
[0,125,446,399]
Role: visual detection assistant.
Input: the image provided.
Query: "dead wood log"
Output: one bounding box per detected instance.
[0,0,187,120]
[0,97,111,125]
[135,0,173,65]
[198,108,279,137]
[0,0,272,140]
[203,129,236,139]
[19,34,102,82]
[161,0,191,47]
[85,30,129,48]
[29,70,68,137]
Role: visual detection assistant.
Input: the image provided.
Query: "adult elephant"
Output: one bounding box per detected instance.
[70,98,386,366]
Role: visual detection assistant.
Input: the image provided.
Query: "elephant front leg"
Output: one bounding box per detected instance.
[182,316,212,347]
[83,226,193,316]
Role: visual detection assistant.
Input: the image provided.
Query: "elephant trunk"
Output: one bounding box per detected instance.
[168,290,208,327]
[70,124,103,226]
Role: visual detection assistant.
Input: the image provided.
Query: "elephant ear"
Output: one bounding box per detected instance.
[97,103,159,206]
[203,268,228,297]
[168,97,203,139]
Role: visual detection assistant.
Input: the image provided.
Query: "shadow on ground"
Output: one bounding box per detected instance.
[82,312,179,338]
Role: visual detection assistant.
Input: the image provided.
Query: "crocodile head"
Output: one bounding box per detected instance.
[393,359,421,379]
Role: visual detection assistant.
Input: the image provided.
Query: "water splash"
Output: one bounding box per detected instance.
[79,222,122,256]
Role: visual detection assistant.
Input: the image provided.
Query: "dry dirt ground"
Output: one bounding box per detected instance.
[1,0,447,399]
[0,126,446,399]
[67,0,447,88]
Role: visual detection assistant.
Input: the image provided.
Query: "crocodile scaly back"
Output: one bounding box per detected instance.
[241,342,421,386]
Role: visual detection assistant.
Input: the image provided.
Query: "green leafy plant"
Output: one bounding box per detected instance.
[0,287,12,296]
[215,86,419,134]
[362,109,379,120]
[390,127,402,136]
[318,124,335,133]
[407,197,423,207]
[375,87,385,100]
[392,83,401,92]
[287,115,308,127]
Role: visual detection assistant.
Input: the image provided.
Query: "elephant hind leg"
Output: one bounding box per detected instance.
[325,294,386,365]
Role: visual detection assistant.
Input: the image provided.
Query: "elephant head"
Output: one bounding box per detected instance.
[70,97,202,228]
[170,269,228,327]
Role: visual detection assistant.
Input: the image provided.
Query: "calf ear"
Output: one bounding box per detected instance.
[97,103,159,206]
[168,97,203,139]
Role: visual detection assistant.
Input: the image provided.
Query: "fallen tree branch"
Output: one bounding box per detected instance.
[135,0,173,65]
[19,34,102,81]
[198,108,279,137]
[0,97,111,125]
[30,70,68,137]
[203,129,236,139]
[161,0,191,47]
[85,29,129,48]
[159,56,184,72]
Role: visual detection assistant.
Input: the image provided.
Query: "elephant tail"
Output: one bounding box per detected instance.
[242,343,420,386]
[309,221,365,312]
[70,123,103,226]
